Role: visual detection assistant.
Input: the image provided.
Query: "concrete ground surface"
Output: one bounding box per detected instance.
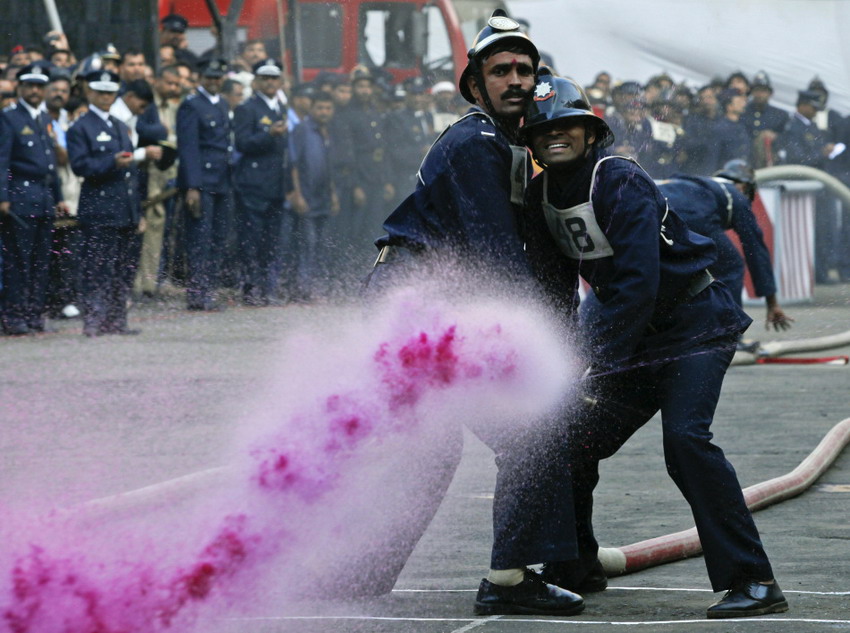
[1,283,849,632]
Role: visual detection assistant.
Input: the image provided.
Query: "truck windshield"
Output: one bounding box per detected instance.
[297,3,344,68]
[359,2,417,69]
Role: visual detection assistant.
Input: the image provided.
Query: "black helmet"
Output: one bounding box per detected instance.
[714,159,756,200]
[751,70,773,92]
[520,68,614,148]
[458,9,539,104]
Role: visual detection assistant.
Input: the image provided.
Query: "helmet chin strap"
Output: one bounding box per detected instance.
[470,62,536,145]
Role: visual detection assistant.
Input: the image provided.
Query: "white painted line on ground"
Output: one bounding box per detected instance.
[449,616,501,632]
[392,586,850,596]
[227,616,850,626]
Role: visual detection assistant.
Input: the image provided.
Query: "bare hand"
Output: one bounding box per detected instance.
[766,305,794,331]
[291,192,309,215]
[185,189,201,218]
[55,201,70,217]
[269,120,287,137]
[0,201,9,216]
[145,146,163,161]
[115,152,134,168]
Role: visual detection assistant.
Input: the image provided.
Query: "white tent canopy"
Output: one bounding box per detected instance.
[506,0,850,114]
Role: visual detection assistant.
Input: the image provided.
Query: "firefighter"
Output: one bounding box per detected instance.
[368,11,585,618]
[521,70,787,619]
[657,160,793,331]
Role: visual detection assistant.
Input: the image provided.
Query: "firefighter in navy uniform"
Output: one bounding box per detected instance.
[657,160,793,330]
[0,63,65,335]
[521,70,787,620]
[67,69,141,336]
[232,58,290,305]
[176,58,233,310]
[370,12,585,618]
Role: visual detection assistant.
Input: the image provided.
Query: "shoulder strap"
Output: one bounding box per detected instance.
[416,110,495,185]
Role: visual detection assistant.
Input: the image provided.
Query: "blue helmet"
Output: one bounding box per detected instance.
[521,68,614,148]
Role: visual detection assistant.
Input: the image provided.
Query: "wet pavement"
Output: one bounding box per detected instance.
[1,282,849,632]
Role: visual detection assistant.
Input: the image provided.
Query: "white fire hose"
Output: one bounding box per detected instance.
[599,416,850,576]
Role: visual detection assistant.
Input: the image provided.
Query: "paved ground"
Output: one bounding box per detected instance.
[1,283,849,632]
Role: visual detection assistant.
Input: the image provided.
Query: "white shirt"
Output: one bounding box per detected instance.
[109,97,147,162]
[258,91,281,113]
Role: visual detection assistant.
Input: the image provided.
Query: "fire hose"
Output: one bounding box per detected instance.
[599,416,850,576]
[733,329,850,366]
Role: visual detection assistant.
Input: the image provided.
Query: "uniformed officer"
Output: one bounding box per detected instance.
[385,75,434,206]
[740,71,788,168]
[713,88,751,171]
[343,65,396,265]
[67,69,141,336]
[657,161,793,329]
[176,57,233,310]
[0,63,65,335]
[370,11,585,617]
[521,71,787,619]
[775,90,836,283]
[232,58,290,305]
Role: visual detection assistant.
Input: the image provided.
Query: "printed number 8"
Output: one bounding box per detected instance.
[564,217,595,253]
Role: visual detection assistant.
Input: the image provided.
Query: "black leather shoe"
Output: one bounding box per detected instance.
[541,559,608,594]
[474,570,584,616]
[706,580,788,619]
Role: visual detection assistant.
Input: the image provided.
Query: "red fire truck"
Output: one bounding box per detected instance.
[159,0,507,85]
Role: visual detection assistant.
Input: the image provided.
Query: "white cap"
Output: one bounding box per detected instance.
[431,81,456,95]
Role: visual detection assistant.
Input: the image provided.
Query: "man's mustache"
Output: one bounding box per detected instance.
[500,88,531,101]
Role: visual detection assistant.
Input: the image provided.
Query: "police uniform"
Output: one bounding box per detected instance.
[67,70,141,336]
[385,76,434,204]
[658,175,776,304]
[232,59,290,304]
[344,68,395,265]
[680,111,722,176]
[0,64,62,335]
[176,58,232,310]
[713,116,752,171]
[775,92,833,281]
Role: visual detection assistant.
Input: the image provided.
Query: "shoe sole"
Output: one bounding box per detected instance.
[474,601,585,617]
[706,600,789,619]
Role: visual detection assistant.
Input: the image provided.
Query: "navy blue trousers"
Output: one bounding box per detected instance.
[185,190,231,306]
[236,193,284,300]
[569,336,774,591]
[79,224,137,333]
[1,213,53,331]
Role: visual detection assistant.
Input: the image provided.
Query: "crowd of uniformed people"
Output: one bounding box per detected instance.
[1,15,848,336]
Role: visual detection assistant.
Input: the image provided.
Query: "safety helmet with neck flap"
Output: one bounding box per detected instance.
[520,68,614,149]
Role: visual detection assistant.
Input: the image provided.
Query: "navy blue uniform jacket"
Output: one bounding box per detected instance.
[658,175,776,298]
[525,150,751,369]
[67,110,139,227]
[176,92,231,193]
[0,104,62,214]
[378,107,531,277]
[233,94,289,200]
